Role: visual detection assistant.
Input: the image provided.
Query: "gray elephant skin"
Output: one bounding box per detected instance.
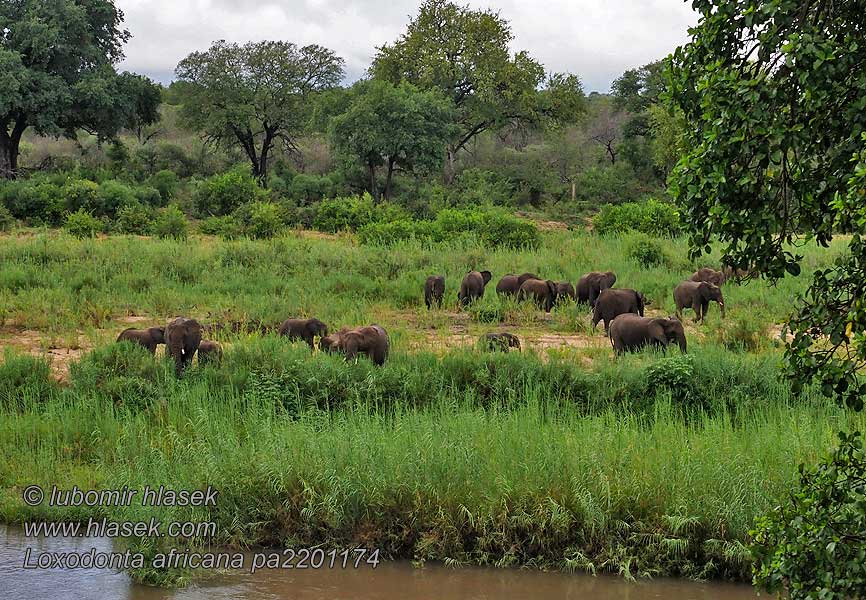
[592,288,648,332]
[424,275,445,309]
[197,340,223,367]
[165,317,203,376]
[458,270,492,307]
[609,314,687,354]
[555,282,576,304]
[320,325,390,366]
[674,281,725,322]
[690,267,726,287]
[480,332,521,352]
[495,273,539,297]
[116,327,165,354]
[279,318,329,349]
[576,271,617,307]
[517,279,559,312]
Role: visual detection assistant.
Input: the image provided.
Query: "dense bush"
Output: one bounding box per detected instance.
[64,209,102,239]
[148,170,179,203]
[288,173,340,205]
[70,342,168,408]
[115,203,154,235]
[312,193,404,232]
[357,208,540,250]
[93,180,138,218]
[0,204,14,231]
[193,169,263,217]
[0,179,66,225]
[63,179,100,213]
[152,205,188,240]
[626,232,669,268]
[595,199,682,236]
[236,201,284,239]
[199,215,242,239]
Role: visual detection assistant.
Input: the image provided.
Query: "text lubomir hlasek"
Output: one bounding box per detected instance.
[47,485,218,507]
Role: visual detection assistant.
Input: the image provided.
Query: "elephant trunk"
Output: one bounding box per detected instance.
[677,331,688,353]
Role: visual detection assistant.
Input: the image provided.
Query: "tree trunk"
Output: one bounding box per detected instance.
[443,147,457,185]
[571,181,576,202]
[368,162,378,201]
[0,120,25,180]
[383,158,396,201]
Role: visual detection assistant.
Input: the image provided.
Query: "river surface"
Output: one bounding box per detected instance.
[1,525,759,600]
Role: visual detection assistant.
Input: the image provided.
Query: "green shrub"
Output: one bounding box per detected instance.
[245,201,284,239]
[194,169,262,217]
[289,173,339,205]
[94,180,137,218]
[0,351,57,410]
[626,232,670,268]
[70,342,166,408]
[152,205,188,240]
[357,219,419,245]
[147,170,178,203]
[645,354,699,407]
[595,199,682,236]
[63,179,100,213]
[0,204,14,231]
[64,209,102,239]
[313,193,380,232]
[133,186,162,208]
[115,202,154,235]
[713,315,767,352]
[477,210,540,250]
[199,215,242,239]
[0,180,66,225]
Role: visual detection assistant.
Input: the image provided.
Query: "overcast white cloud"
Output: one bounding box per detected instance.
[115,0,699,93]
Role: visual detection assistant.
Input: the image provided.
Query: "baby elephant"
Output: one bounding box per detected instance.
[592,288,648,333]
[555,282,576,304]
[674,281,725,323]
[117,327,165,354]
[480,332,521,353]
[517,279,559,312]
[458,270,492,307]
[279,318,329,350]
[691,267,726,287]
[320,325,389,366]
[424,275,445,309]
[197,340,223,367]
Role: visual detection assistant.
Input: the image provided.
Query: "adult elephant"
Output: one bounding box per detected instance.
[320,325,389,366]
[592,288,648,333]
[197,340,223,367]
[576,271,617,307]
[424,275,445,309]
[609,314,687,355]
[458,270,492,307]
[517,279,558,312]
[278,318,329,350]
[165,317,203,376]
[480,332,521,352]
[495,272,538,297]
[690,267,726,287]
[116,327,165,354]
[555,282,576,303]
[674,281,726,323]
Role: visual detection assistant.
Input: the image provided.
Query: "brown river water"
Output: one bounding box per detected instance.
[1,525,759,600]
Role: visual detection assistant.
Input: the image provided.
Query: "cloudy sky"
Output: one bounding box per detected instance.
[115,0,699,93]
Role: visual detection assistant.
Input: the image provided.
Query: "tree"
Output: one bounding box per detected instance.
[176,40,344,184]
[329,80,456,200]
[587,99,626,165]
[371,0,585,181]
[668,1,866,595]
[0,0,161,179]
[611,60,665,113]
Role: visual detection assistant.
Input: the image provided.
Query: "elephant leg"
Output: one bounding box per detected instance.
[304,333,315,349]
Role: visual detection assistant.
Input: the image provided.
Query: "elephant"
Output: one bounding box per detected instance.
[197,340,223,367]
[609,314,687,355]
[517,279,559,312]
[116,327,165,354]
[576,271,617,307]
[458,270,492,307]
[424,275,445,309]
[674,280,726,323]
[480,332,521,352]
[721,264,753,283]
[165,317,203,376]
[592,288,648,333]
[278,318,329,350]
[320,325,389,366]
[555,282,576,304]
[495,272,538,297]
[690,267,727,287]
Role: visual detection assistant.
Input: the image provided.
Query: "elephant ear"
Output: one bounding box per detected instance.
[480,271,492,285]
[546,280,557,297]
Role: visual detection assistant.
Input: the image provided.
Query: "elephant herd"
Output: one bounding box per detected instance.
[114,266,735,370]
[117,316,390,374]
[424,265,735,355]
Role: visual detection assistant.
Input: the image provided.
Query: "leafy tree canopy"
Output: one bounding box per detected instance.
[611,60,665,113]
[370,0,585,177]
[176,40,345,183]
[0,0,160,178]
[330,80,456,200]
[669,1,866,595]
